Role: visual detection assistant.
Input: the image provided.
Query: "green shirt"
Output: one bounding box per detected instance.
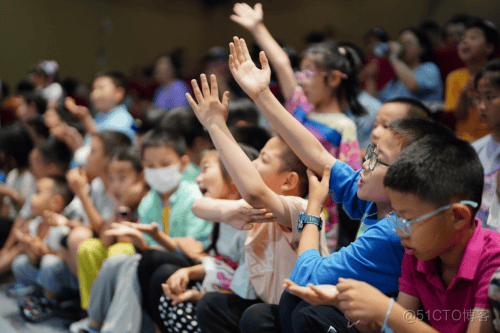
[182,163,200,184]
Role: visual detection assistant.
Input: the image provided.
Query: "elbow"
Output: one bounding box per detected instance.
[407,80,419,92]
[243,187,268,209]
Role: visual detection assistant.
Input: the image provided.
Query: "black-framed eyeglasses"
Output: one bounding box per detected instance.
[365,144,391,171]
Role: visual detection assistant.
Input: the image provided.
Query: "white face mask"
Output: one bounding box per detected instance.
[144,163,182,194]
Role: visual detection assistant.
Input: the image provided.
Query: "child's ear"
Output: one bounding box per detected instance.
[281,171,299,193]
[179,155,190,173]
[450,203,474,230]
[327,71,342,90]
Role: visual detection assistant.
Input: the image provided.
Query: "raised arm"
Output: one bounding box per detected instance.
[186,74,293,227]
[228,37,336,175]
[230,3,297,100]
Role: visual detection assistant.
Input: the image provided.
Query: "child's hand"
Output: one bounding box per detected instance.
[43,211,69,227]
[121,221,160,236]
[306,165,331,215]
[283,278,339,306]
[165,268,190,295]
[44,108,62,128]
[229,37,271,100]
[104,222,142,239]
[223,200,274,230]
[162,285,204,306]
[64,97,91,122]
[186,74,230,128]
[230,3,263,33]
[66,168,88,195]
[336,278,391,324]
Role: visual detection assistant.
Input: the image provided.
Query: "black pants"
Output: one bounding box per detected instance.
[0,218,14,249]
[137,249,197,328]
[196,292,263,333]
[336,204,361,251]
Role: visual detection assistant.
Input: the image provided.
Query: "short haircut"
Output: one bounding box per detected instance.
[47,176,75,208]
[229,125,271,152]
[94,71,128,94]
[384,135,483,211]
[207,144,259,181]
[136,105,168,134]
[474,58,500,89]
[387,118,455,150]
[111,146,142,173]
[24,93,47,114]
[385,97,432,118]
[141,128,187,157]
[93,130,132,158]
[227,99,260,127]
[275,135,308,198]
[160,106,209,148]
[36,138,73,174]
[0,123,33,169]
[466,17,500,58]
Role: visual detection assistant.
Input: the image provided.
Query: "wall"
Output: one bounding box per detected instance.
[1,0,500,88]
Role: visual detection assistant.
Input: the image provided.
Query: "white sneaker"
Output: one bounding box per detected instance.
[69,317,92,333]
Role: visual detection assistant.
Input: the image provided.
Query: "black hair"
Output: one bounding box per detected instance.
[23,93,47,114]
[15,80,35,95]
[141,128,187,157]
[386,118,455,150]
[475,59,500,89]
[93,130,132,158]
[385,97,432,118]
[337,42,366,71]
[227,98,260,127]
[94,71,128,95]
[135,105,168,134]
[305,31,328,45]
[364,27,390,43]
[384,135,483,212]
[401,27,435,64]
[35,138,73,174]
[442,13,473,41]
[0,123,34,169]
[203,143,260,255]
[274,135,308,198]
[0,79,10,100]
[419,20,442,36]
[229,125,271,152]
[111,146,142,173]
[48,176,75,208]
[303,41,367,116]
[160,106,209,149]
[466,17,500,59]
[155,50,183,79]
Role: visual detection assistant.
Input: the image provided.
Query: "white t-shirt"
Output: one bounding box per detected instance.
[29,217,70,252]
[3,169,36,220]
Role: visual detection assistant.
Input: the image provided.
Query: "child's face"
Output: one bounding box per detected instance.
[252,137,293,195]
[298,54,332,106]
[387,188,455,261]
[371,103,408,146]
[29,148,53,179]
[86,137,108,180]
[142,145,181,169]
[154,57,174,84]
[401,30,423,64]
[358,131,401,204]
[196,151,230,199]
[90,76,123,112]
[31,178,57,216]
[108,158,141,202]
[475,77,500,128]
[458,28,493,63]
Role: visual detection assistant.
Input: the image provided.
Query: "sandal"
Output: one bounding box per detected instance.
[19,295,57,322]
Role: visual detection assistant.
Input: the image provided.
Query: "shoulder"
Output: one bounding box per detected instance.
[471,134,492,151]
[279,195,307,214]
[447,67,468,80]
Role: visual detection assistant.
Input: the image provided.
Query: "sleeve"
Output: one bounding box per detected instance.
[328,161,375,219]
[398,253,419,298]
[414,63,442,94]
[230,232,259,300]
[338,119,363,171]
[444,71,460,111]
[19,200,33,219]
[475,240,500,308]
[169,81,190,109]
[289,221,404,294]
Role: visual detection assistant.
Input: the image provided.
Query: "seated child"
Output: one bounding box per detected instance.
[10,176,77,322]
[300,135,500,333]
[183,73,329,333]
[471,59,500,224]
[226,37,456,332]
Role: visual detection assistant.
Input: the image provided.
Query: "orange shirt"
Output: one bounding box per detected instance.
[445,68,491,141]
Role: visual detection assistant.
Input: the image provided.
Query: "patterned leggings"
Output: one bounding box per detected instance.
[489,267,500,333]
[157,294,201,333]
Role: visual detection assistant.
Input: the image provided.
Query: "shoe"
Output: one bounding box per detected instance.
[19,295,57,322]
[6,284,37,298]
[69,317,91,333]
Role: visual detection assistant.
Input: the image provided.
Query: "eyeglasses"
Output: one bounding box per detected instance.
[365,144,390,171]
[387,200,478,237]
[471,94,500,107]
[295,70,327,82]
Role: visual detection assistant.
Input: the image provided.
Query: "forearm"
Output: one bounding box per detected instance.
[152,232,179,251]
[2,217,26,251]
[82,114,96,135]
[77,189,106,232]
[254,89,336,175]
[365,78,378,97]
[385,302,438,333]
[389,56,419,92]
[297,201,322,256]
[187,264,206,280]
[250,23,297,100]
[192,197,227,222]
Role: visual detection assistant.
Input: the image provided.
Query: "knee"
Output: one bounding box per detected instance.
[195,292,219,324]
[68,227,93,252]
[11,254,30,274]
[107,242,135,257]
[40,254,65,274]
[78,238,103,257]
[240,303,265,332]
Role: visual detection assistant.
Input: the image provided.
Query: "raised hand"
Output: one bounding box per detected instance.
[43,211,69,227]
[306,165,331,213]
[121,221,160,236]
[230,3,263,32]
[64,97,91,121]
[283,278,339,306]
[186,74,230,128]
[104,222,142,239]
[229,37,271,100]
[66,168,89,196]
[223,200,274,230]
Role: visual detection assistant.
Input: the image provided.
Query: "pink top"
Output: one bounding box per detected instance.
[399,219,500,333]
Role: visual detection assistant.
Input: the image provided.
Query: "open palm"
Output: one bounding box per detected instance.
[229,37,271,100]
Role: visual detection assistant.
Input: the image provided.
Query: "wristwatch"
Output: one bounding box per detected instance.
[298,212,323,232]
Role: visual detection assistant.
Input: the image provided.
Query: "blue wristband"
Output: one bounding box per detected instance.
[381,298,395,333]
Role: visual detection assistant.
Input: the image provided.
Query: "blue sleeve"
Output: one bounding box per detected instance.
[169,81,189,109]
[289,219,404,294]
[414,63,442,93]
[329,161,376,219]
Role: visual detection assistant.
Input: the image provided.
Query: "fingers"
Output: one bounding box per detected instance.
[200,74,211,98]
[240,38,252,62]
[259,51,270,73]
[185,92,198,111]
[254,3,262,13]
[242,223,254,231]
[190,79,204,104]
[229,14,244,26]
[229,42,240,68]
[210,74,219,99]
[321,165,331,183]
[221,91,230,109]
[64,97,76,111]
[233,37,246,65]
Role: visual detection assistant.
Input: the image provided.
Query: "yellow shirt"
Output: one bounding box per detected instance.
[445,68,491,141]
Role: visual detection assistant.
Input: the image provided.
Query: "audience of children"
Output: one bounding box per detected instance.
[1,5,500,333]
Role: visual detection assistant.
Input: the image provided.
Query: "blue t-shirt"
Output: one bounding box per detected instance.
[153,80,190,110]
[378,62,443,103]
[288,161,404,295]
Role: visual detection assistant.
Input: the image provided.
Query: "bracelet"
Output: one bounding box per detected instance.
[381,298,395,333]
